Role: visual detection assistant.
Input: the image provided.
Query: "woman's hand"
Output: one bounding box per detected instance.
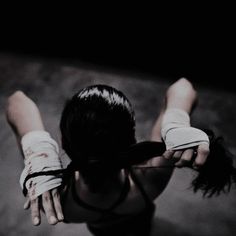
[162,143,210,169]
[24,187,64,226]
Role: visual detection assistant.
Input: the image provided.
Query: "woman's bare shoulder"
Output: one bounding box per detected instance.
[131,157,174,199]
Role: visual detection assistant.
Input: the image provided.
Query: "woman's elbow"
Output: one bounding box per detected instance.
[167,77,197,100]
[6,90,28,121]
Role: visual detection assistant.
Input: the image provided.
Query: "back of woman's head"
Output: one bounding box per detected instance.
[60,85,136,174]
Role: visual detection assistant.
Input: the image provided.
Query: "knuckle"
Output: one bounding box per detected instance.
[43,193,50,202]
[195,159,205,166]
[182,156,191,162]
[31,198,37,203]
[31,207,39,215]
[198,145,210,154]
[173,155,180,159]
[173,152,182,159]
[47,209,54,215]
[163,150,174,159]
[30,199,38,206]
[44,205,54,215]
[30,199,36,205]
[32,211,39,217]
[199,148,209,155]
[181,152,193,161]
[54,198,61,208]
[46,210,56,221]
[52,191,59,199]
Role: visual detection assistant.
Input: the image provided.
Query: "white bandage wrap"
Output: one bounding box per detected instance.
[19,131,63,200]
[161,109,209,150]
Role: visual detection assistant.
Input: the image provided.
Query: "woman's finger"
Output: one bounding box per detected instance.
[23,197,30,210]
[175,149,194,167]
[51,188,64,221]
[193,143,210,169]
[30,198,41,226]
[42,191,58,225]
[162,150,174,159]
[172,150,183,160]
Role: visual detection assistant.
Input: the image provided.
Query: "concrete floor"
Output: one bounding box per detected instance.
[0,52,236,236]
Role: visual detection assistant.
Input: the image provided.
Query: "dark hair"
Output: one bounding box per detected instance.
[192,129,236,197]
[60,85,136,190]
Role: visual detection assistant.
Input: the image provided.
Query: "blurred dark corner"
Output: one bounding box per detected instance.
[0,5,234,92]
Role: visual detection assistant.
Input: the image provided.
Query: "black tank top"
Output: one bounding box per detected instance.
[64,167,155,227]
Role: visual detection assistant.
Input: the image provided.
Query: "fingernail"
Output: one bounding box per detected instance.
[50,216,57,224]
[57,213,64,221]
[33,217,39,225]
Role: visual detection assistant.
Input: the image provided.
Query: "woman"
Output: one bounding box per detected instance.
[6,78,235,235]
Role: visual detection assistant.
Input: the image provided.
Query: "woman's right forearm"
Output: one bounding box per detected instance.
[6,91,64,226]
[165,78,197,114]
[6,91,45,139]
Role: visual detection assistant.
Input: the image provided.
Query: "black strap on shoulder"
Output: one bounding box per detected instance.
[71,170,130,214]
[128,167,154,208]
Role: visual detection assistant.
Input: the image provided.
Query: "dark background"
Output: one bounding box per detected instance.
[0,4,234,92]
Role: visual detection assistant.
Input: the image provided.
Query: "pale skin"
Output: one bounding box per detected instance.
[5,78,210,225]
[6,92,64,225]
